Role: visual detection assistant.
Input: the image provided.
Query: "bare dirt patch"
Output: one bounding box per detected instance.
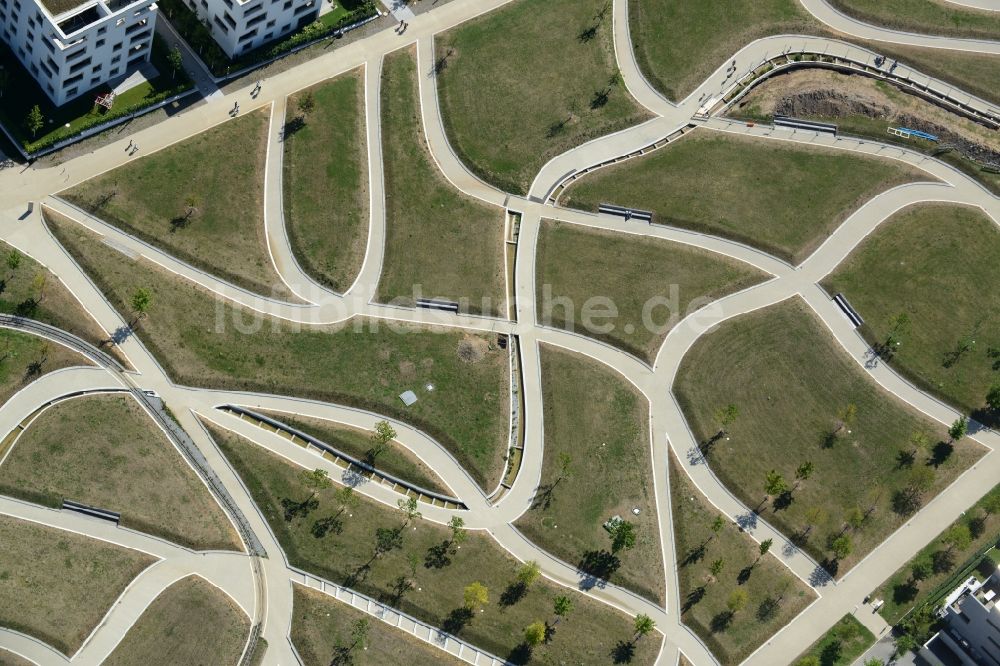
[456,336,487,363]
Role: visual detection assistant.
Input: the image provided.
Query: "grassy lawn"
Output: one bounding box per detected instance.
[254,409,451,495]
[561,130,925,264]
[212,425,662,665]
[292,584,462,666]
[435,0,652,196]
[868,483,1000,624]
[674,298,984,575]
[628,0,1000,106]
[0,36,192,154]
[46,210,510,491]
[0,514,155,656]
[283,69,368,292]
[59,110,293,298]
[0,240,110,348]
[669,455,816,666]
[378,48,505,315]
[0,329,88,409]
[103,575,249,665]
[830,0,1000,41]
[794,614,876,666]
[0,393,242,551]
[535,220,767,362]
[515,346,665,605]
[824,204,1000,426]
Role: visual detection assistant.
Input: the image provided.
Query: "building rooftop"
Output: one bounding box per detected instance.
[39,0,92,18]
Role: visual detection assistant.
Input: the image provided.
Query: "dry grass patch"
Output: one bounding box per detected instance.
[830,0,1000,41]
[60,110,294,298]
[0,393,242,551]
[47,212,510,491]
[292,584,462,666]
[515,346,665,605]
[378,48,505,315]
[674,298,985,575]
[0,329,89,409]
[670,455,816,665]
[561,130,927,264]
[0,515,155,656]
[283,69,368,292]
[103,575,249,666]
[535,220,767,362]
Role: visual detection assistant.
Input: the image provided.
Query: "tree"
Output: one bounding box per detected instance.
[710,515,726,537]
[556,452,573,482]
[302,468,331,497]
[987,382,1000,412]
[943,523,972,553]
[795,461,814,485]
[516,560,541,588]
[949,416,968,441]
[367,420,396,463]
[633,613,655,640]
[727,589,748,613]
[167,46,183,79]
[863,659,885,666]
[764,470,788,497]
[374,526,403,557]
[714,403,739,434]
[710,558,724,577]
[983,491,1000,516]
[846,507,865,531]
[759,538,773,558]
[797,657,821,666]
[334,485,358,513]
[26,105,44,138]
[182,194,200,221]
[885,312,910,348]
[463,581,488,611]
[350,617,369,651]
[6,250,21,273]
[524,621,546,647]
[397,496,421,526]
[448,515,467,549]
[130,287,152,324]
[910,558,932,584]
[830,534,852,560]
[552,595,573,624]
[298,90,315,115]
[609,520,636,553]
[31,272,47,303]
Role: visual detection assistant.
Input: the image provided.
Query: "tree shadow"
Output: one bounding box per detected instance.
[23,358,44,380]
[280,496,318,522]
[507,642,532,665]
[310,515,342,538]
[772,491,794,511]
[433,48,455,75]
[896,449,916,469]
[735,511,758,531]
[281,115,305,141]
[892,582,918,605]
[820,640,842,666]
[381,574,413,607]
[820,558,839,580]
[809,564,833,587]
[441,607,473,635]
[499,581,527,609]
[892,488,921,516]
[680,543,706,567]
[424,541,452,569]
[699,431,724,457]
[611,640,635,664]
[546,118,568,139]
[757,596,780,622]
[530,483,557,510]
[710,611,734,632]
[682,586,705,613]
[928,441,954,468]
[590,87,611,109]
[737,564,754,585]
[577,549,620,590]
[13,298,38,318]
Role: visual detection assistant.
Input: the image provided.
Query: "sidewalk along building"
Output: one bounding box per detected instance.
[0,0,157,106]
[175,0,320,58]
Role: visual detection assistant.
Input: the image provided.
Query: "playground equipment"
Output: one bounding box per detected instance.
[95,91,115,110]
[888,127,938,141]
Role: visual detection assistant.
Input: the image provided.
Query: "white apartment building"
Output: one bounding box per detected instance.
[0,0,157,106]
[177,0,319,59]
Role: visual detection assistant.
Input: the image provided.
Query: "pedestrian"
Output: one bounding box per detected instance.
[126,139,133,151]
[235,102,240,114]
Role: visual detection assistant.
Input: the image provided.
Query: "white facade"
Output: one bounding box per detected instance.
[0,0,157,106]
[177,0,319,60]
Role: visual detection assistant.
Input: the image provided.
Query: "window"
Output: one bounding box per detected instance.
[95,38,105,47]
[111,54,121,63]
[266,19,275,27]
[65,85,77,97]
[212,16,229,33]
[97,25,106,34]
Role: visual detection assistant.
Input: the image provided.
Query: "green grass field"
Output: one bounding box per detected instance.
[535,220,766,361]
[213,424,662,664]
[0,393,242,551]
[377,48,505,315]
[291,584,462,666]
[46,210,510,491]
[283,70,369,292]
[869,483,1000,624]
[674,298,984,575]
[436,0,652,195]
[0,515,155,656]
[628,0,1000,106]
[103,575,249,665]
[60,110,293,298]
[824,204,1000,426]
[670,455,816,665]
[515,346,665,605]
[794,614,876,666]
[561,130,925,264]
[829,0,1000,41]
[254,409,450,495]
